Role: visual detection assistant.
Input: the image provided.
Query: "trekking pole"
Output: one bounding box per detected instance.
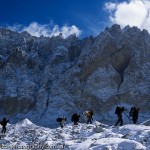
[123,112,131,123]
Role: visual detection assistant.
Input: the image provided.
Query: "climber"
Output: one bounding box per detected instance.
[85,110,94,124]
[115,106,126,126]
[129,106,136,117]
[0,118,9,134]
[130,107,140,124]
[56,117,67,128]
[71,113,80,125]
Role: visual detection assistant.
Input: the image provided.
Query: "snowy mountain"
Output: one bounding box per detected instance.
[0,119,150,150]
[0,24,150,127]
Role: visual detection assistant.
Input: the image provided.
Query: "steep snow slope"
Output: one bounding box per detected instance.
[0,119,150,150]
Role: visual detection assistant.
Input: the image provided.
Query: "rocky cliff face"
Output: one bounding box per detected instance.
[0,24,149,127]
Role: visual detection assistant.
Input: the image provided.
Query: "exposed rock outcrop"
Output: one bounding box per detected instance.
[0,24,149,126]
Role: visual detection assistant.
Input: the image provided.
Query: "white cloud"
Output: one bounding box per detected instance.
[23,22,51,37]
[50,25,81,38]
[7,24,23,32]
[7,22,81,38]
[104,0,150,32]
[104,2,116,12]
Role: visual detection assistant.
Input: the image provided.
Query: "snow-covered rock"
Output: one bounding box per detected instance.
[0,24,149,126]
[0,119,149,150]
[141,119,150,126]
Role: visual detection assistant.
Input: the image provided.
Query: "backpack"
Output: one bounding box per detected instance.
[115,106,121,114]
[130,107,136,117]
[0,120,9,126]
[71,113,80,122]
[56,118,62,122]
[130,108,133,117]
[91,110,94,116]
[85,111,91,117]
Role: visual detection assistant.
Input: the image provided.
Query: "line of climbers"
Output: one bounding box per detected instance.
[56,110,94,128]
[0,106,140,133]
[56,106,140,128]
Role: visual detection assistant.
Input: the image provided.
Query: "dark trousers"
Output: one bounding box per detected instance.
[1,126,6,134]
[132,117,138,124]
[73,121,78,125]
[87,117,92,124]
[60,122,63,128]
[115,114,123,126]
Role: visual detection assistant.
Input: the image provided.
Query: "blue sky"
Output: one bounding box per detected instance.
[0,0,150,38]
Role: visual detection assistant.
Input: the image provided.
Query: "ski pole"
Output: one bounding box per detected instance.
[123,112,131,123]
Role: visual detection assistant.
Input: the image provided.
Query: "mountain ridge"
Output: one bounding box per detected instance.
[0,24,149,127]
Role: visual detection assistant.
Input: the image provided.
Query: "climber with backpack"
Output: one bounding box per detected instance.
[85,110,94,124]
[71,113,80,125]
[129,106,136,117]
[130,106,140,124]
[0,118,9,134]
[115,106,126,126]
[56,117,67,128]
